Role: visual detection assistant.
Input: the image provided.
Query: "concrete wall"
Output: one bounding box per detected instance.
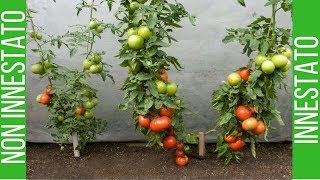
[27,0,292,142]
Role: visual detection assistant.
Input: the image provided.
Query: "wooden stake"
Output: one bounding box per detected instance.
[198,132,206,158]
[72,132,80,157]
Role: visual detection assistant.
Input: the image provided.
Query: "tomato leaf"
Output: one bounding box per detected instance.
[237,0,246,7]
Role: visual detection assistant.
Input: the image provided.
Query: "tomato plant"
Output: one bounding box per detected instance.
[110,0,197,164]
[212,0,291,164]
[27,0,113,150]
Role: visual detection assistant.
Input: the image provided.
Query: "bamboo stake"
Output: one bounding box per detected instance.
[198,132,206,158]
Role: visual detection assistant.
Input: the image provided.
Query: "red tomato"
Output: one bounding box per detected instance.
[40,94,51,105]
[75,106,85,115]
[138,115,150,128]
[224,135,236,143]
[235,105,252,121]
[176,155,189,166]
[44,85,52,95]
[175,150,185,157]
[239,68,250,81]
[229,138,245,151]
[160,69,168,82]
[176,142,184,150]
[166,129,174,136]
[162,136,177,149]
[159,107,176,117]
[251,120,266,135]
[150,116,171,132]
[242,117,258,131]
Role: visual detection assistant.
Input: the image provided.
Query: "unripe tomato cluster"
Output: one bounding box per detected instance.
[29,30,42,40]
[83,53,103,74]
[127,26,152,49]
[227,68,251,86]
[89,20,104,33]
[254,47,292,75]
[31,60,55,75]
[75,89,98,120]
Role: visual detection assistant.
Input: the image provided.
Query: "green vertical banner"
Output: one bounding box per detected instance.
[293,0,320,179]
[0,0,26,179]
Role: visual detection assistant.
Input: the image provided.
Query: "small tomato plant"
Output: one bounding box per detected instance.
[27,0,113,150]
[212,0,292,164]
[110,0,197,165]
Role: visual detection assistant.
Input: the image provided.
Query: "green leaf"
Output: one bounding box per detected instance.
[260,41,269,54]
[222,34,236,44]
[216,113,233,128]
[184,133,198,144]
[146,80,158,98]
[188,15,196,26]
[144,98,153,111]
[69,48,77,58]
[237,0,246,6]
[147,13,158,28]
[265,0,281,6]
[136,73,153,81]
[249,39,259,51]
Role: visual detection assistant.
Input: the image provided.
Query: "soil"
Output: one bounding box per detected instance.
[27,142,291,179]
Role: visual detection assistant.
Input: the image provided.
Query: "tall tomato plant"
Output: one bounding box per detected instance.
[27,0,113,150]
[212,0,292,164]
[111,0,197,165]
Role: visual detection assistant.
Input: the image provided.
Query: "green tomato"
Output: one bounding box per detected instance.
[137,0,147,4]
[82,89,92,97]
[57,115,65,121]
[254,53,267,66]
[97,63,103,73]
[227,73,241,86]
[281,61,291,72]
[31,63,45,75]
[271,54,289,68]
[261,61,275,74]
[90,65,100,74]
[93,54,102,63]
[128,61,142,74]
[89,20,98,29]
[155,80,167,94]
[174,99,181,106]
[29,31,36,38]
[96,26,103,33]
[166,82,177,96]
[130,2,140,11]
[44,60,54,69]
[84,101,95,109]
[84,110,94,119]
[36,94,41,103]
[138,26,152,39]
[279,47,292,59]
[83,59,94,70]
[128,35,144,49]
[36,33,42,40]
[92,97,98,106]
[127,28,138,37]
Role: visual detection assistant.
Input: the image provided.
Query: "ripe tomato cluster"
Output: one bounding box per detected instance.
[36,86,52,105]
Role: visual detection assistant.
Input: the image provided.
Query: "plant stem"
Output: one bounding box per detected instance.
[86,0,95,59]
[27,7,53,86]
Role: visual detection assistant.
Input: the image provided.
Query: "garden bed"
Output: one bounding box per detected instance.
[27,142,291,179]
